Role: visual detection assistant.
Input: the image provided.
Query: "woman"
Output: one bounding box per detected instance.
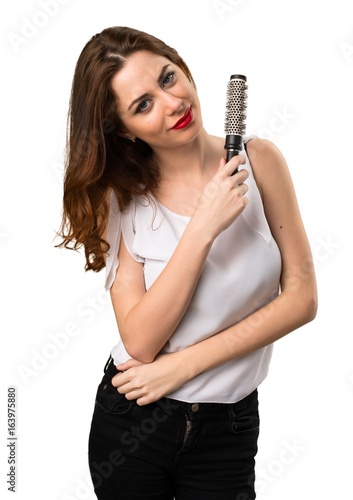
[58,26,317,499]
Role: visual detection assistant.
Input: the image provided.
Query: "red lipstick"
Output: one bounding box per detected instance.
[171,107,193,130]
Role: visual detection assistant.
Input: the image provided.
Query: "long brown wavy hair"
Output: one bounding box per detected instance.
[56,26,196,272]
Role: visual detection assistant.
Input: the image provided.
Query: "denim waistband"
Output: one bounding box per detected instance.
[103,355,257,415]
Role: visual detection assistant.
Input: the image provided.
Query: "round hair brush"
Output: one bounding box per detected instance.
[224,74,248,173]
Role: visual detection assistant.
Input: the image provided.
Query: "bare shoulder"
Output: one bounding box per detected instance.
[245,138,291,197]
[246,137,283,159]
[246,137,305,246]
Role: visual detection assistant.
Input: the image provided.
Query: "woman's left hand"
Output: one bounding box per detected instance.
[111,353,187,405]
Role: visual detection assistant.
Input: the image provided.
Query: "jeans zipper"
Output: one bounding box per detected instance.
[183,416,192,446]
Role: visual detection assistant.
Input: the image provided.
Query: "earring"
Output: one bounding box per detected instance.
[130,137,136,143]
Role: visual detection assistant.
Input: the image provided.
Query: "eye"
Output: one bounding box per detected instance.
[136,99,150,113]
[162,71,175,87]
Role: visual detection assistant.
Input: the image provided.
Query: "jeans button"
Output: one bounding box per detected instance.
[191,403,199,412]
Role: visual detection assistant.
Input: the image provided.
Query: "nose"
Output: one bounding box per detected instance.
[162,92,183,115]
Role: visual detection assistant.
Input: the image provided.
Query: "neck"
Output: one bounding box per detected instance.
[152,128,221,182]
[150,129,225,216]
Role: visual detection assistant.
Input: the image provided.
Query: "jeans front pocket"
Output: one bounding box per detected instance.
[228,390,260,435]
[95,377,133,415]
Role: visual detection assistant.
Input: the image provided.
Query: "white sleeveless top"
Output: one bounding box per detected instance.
[104,137,282,403]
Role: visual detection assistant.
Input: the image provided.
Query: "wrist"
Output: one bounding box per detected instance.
[186,216,216,249]
[173,346,202,384]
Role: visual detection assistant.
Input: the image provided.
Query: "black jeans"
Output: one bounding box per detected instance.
[88,356,260,499]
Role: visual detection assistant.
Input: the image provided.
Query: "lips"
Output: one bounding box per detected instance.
[171,107,193,130]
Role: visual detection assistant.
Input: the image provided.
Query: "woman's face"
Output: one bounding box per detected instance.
[111,51,202,150]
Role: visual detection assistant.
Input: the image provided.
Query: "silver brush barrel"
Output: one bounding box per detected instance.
[224,74,248,168]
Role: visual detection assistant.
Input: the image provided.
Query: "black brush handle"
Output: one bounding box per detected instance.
[224,74,247,174]
[225,135,242,163]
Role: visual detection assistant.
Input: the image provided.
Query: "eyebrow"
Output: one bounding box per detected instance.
[127,63,171,111]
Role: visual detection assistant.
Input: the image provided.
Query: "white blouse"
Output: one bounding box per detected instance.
[104,137,282,403]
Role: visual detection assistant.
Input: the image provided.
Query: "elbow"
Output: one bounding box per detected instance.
[298,287,318,327]
[118,320,159,363]
[129,350,156,364]
[303,293,318,324]
[282,273,318,328]
[123,339,158,364]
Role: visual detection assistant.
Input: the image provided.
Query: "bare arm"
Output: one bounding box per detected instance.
[113,139,318,404]
[110,154,249,362]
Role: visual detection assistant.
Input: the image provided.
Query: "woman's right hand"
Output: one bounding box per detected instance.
[192,155,249,241]
[112,352,190,405]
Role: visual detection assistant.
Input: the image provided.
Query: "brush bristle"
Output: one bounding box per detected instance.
[224,76,248,135]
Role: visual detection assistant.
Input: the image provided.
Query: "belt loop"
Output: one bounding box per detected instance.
[104,355,113,373]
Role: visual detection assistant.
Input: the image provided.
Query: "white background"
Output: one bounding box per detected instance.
[1,0,352,498]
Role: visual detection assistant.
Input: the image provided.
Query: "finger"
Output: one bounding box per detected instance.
[117,358,143,371]
[233,169,249,185]
[136,397,149,406]
[136,395,154,406]
[238,182,249,196]
[223,154,247,176]
[218,157,226,170]
[111,372,127,388]
[224,168,249,188]
[116,382,134,394]
[115,378,143,394]
[124,388,146,401]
